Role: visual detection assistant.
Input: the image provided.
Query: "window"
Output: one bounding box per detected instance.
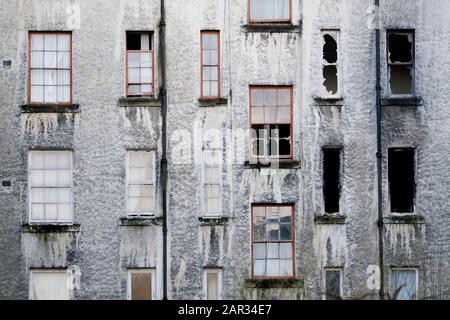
[250,86,292,159]
[30,269,70,300]
[126,151,155,215]
[201,31,220,99]
[249,0,291,23]
[388,148,415,213]
[390,269,417,300]
[126,32,154,96]
[323,148,341,213]
[29,151,73,223]
[321,30,339,96]
[387,30,415,95]
[29,32,71,104]
[325,269,342,300]
[252,204,294,278]
[202,148,222,216]
[127,269,155,300]
[203,269,222,300]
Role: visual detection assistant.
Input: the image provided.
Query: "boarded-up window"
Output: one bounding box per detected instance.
[29,32,72,104]
[201,31,220,98]
[127,151,155,215]
[129,270,153,300]
[390,269,417,300]
[204,269,221,300]
[29,151,73,223]
[31,270,70,300]
[249,0,291,23]
[126,32,153,96]
[202,148,222,216]
[252,204,294,278]
[325,269,342,300]
[387,30,415,95]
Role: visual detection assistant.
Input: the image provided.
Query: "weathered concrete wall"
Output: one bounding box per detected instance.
[1,0,450,300]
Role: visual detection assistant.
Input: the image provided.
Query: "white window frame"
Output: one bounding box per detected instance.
[323,268,343,300]
[125,150,156,216]
[203,268,223,300]
[389,268,418,300]
[127,268,156,300]
[321,30,341,98]
[201,147,223,217]
[28,150,74,224]
[29,269,72,300]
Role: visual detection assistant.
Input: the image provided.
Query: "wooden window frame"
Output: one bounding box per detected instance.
[203,268,223,300]
[127,268,156,300]
[201,147,223,217]
[126,32,155,97]
[200,31,220,99]
[28,31,73,105]
[386,29,415,97]
[321,30,341,98]
[251,203,296,280]
[28,150,74,224]
[249,85,294,161]
[248,0,292,25]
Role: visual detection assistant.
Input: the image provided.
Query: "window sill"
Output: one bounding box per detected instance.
[383,214,425,225]
[242,22,301,33]
[314,214,346,225]
[244,159,300,169]
[244,278,303,289]
[199,216,229,226]
[21,104,80,113]
[120,216,162,226]
[313,96,344,107]
[198,97,228,107]
[381,97,422,107]
[22,223,80,233]
[118,96,161,108]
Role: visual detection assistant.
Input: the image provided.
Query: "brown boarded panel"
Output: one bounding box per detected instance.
[131,272,152,300]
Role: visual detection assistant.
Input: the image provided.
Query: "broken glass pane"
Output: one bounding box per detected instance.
[323,34,337,64]
[323,65,338,95]
[388,33,413,63]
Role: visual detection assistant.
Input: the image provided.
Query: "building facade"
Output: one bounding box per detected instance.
[1,0,450,300]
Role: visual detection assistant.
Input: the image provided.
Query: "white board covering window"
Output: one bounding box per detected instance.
[127,151,155,215]
[30,33,71,104]
[30,270,70,300]
[203,269,222,300]
[202,148,222,216]
[29,151,73,223]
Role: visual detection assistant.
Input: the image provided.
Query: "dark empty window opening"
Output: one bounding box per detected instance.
[388,148,415,213]
[325,269,342,300]
[322,31,339,96]
[323,148,341,213]
[387,31,414,95]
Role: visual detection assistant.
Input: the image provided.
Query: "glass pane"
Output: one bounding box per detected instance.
[263,0,276,20]
[128,68,140,83]
[128,84,141,93]
[209,35,218,50]
[57,70,70,85]
[277,88,290,106]
[58,86,70,103]
[31,51,44,68]
[141,68,152,83]
[202,81,210,97]
[279,243,292,259]
[279,206,291,222]
[45,188,58,203]
[277,106,290,123]
[267,223,280,240]
[264,106,277,123]
[45,204,58,220]
[253,260,265,276]
[128,168,141,183]
[31,204,45,220]
[57,152,71,169]
[266,206,280,220]
[128,53,140,68]
[253,223,266,241]
[266,259,280,276]
[45,153,58,168]
[141,52,152,67]
[44,170,58,186]
[44,70,57,85]
[210,50,218,65]
[44,34,57,50]
[267,243,279,259]
[280,223,292,240]
[58,204,72,221]
[142,84,152,93]
[202,50,210,65]
[263,89,277,106]
[31,188,45,203]
[203,67,211,81]
[57,52,70,69]
[44,52,57,68]
[57,170,71,186]
[210,67,218,81]
[202,34,211,50]
[280,259,292,276]
[250,0,263,20]
[31,86,44,102]
[59,189,71,203]
[30,170,44,186]
[57,34,70,51]
[210,81,218,97]
[251,89,264,107]
[31,34,44,51]
[31,153,45,169]
[251,106,264,123]
[253,206,266,224]
[253,243,266,259]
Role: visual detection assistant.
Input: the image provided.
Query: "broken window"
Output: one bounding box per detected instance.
[30,269,70,300]
[29,151,73,223]
[201,31,220,98]
[387,30,415,95]
[325,269,342,300]
[321,30,339,96]
[252,204,294,278]
[323,148,341,213]
[249,0,291,23]
[128,269,154,300]
[127,151,155,215]
[250,86,292,159]
[126,32,153,96]
[388,148,415,213]
[202,148,222,216]
[204,269,222,300]
[390,269,417,300]
[29,32,72,104]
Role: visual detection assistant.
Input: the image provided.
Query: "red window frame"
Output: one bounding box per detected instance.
[126,32,155,97]
[249,85,294,160]
[248,0,292,24]
[251,204,296,279]
[200,31,220,99]
[28,31,73,105]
